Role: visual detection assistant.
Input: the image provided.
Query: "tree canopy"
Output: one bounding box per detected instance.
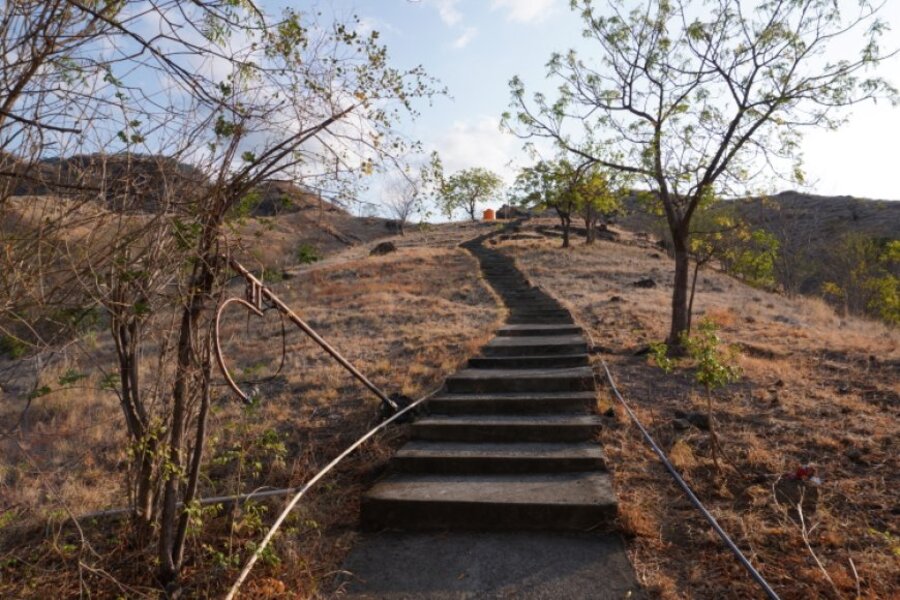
[439,167,504,221]
[504,0,897,346]
[514,159,622,247]
[0,1,437,594]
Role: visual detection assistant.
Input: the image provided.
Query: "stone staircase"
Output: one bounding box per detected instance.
[339,232,640,598]
[358,235,616,533]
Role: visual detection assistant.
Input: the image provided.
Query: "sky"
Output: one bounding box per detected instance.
[290,0,900,209]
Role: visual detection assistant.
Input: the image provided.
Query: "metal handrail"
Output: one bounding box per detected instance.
[214,257,397,410]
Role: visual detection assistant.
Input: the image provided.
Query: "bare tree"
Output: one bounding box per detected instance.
[0,2,437,595]
[505,0,897,348]
[386,176,422,235]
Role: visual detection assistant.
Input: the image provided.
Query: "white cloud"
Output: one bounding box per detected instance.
[426,117,523,219]
[491,0,556,23]
[802,104,900,200]
[432,0,462,26]
[356,16,400,38]
[432,116,519,181]
[452,27,477,49]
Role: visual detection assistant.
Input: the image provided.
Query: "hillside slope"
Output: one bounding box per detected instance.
[617,190,900,318]
[502,220,899,599]
[0,220,502,597]
[619,190,900,241]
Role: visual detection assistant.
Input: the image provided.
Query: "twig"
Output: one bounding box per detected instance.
[797,503,842,598]
[847,556,860,599]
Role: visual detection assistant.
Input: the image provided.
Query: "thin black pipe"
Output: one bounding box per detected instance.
[598,359,781,600]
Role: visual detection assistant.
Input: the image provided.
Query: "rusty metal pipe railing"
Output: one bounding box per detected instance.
[214,258,398,410]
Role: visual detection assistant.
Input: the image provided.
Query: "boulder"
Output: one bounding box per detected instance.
[673,410,711,431]
[370,241,398,256]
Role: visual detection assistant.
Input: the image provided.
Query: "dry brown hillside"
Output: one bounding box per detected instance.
[501,218,899,599]
[0,219,502,597]
[620,190,900,242]
[1,210,897,598]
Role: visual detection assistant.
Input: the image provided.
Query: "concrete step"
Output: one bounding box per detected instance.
[412,414,602,443]
[428,391,597,414]
[497,324,583,337]
[393,441,606,474]
[339,531,643,600]
[482,336,589,357]
[445,367,595,393]
[507,316,574,325]
[468,354,589,369]
[360,472,617,531]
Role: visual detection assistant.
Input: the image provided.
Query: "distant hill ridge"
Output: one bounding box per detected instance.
[0,152,347,217]
[733,190,900,240]
[620,188,899,240]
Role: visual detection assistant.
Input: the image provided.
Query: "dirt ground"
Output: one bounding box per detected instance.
[2,215,897,598]
[502,220,899,599]
[0,222,502,597]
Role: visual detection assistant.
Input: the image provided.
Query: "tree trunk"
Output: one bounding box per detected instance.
[584,204,595,244]
[173,369,211,571]
[668,227,690,350]
[111,309,157,543]
[687,258,702,336]
[562,214,571,248]
[133,437,157,543]
[158,302,194,595]
[158,243,217,595]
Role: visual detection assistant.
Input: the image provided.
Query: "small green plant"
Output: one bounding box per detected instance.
[0,335,28,359]
[51,306,103,334]
[241,361,269,380]
[99,372,120,392]
[183,501,222,538]
[681,319,741,391]
[244,537,281,567]
[649,341,673,373]
[263,269,285,284]
[27,386,52,400]
[868,528,900,557]
[203,543,240,569]
[57,369,87,386]
[295,243,320,265]
[648,318,741,472]
[682,318,740,472]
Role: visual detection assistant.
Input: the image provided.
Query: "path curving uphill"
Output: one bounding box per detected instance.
[339,229,642,599]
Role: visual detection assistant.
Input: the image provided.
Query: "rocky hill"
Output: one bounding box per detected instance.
[620,189,900,239]
[618,190,900,314]
[1,152,398,272]
[731,190,900,240]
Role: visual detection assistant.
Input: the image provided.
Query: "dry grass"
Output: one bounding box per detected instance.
[0,223,502,598]
[502,219,899,599]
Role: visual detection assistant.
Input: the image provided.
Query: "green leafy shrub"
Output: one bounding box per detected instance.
[295,243,320,264]
[648,318,741,472]
[681,318,742,391]
[0,335,28,359]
